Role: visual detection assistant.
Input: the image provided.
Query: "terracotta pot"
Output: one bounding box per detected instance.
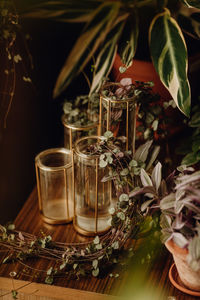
[112,53,200,100]
[112,54,185,140]
[166,239,200,292]
[112,54,172,101]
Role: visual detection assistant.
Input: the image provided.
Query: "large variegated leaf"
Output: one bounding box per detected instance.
[22,0,100,22]
[149,9,191,116]
[181,0,200,8]
[53,2,120,98]
[119,12,139,70]
[90,15,128,94]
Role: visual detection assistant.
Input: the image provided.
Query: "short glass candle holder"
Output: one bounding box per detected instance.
[100,82,137,153]
[73,136,116,236]
[35,148,73,224]
[62,114,99,150]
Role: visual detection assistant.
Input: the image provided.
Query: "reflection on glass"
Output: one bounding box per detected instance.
[35,148,73,224]
[73,136,116,236]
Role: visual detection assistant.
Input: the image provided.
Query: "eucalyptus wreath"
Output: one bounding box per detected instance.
[0,132,161,284]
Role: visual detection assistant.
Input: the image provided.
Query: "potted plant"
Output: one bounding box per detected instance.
[130,165,200,292]
[160,167,200,291]
[22,0,200,117]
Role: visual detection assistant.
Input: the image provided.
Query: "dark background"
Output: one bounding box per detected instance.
[0,2,87,223]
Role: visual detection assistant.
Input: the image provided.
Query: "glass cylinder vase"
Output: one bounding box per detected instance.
[73,136,115,236]
[100,82,137,153]
[62,115,99,150]
[35,148,73,224]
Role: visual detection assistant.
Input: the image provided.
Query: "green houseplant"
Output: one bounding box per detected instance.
[160,168,200,291]
[130,165,200,292]
[22,0,200,117]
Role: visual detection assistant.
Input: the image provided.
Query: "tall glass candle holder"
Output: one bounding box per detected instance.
[62,115,99,150]
[100,82,137,153]
[35,148,73,224]
[73,136,115,236]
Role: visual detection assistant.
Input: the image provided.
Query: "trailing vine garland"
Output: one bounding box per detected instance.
[0,133,160,284]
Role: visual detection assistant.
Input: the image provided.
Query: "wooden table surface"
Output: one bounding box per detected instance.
[0,188,198,300]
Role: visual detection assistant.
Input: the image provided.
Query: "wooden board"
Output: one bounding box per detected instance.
[0,188,198,299]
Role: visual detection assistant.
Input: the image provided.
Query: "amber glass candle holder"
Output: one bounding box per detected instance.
[35,148,73,224]
[100,82,137,153]
[73,136,116,236]
[62,114,99,150]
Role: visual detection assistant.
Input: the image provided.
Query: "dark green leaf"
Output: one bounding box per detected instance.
[149,9,191,116]
[181,0,200,8]
[196,151,200,160]
[22,0,101,22]
[176,138,192,155]
[119,11,138,69]
[178,13,200,39]
[90,15,127,94]
[53,2,120,98]
[181,152,199,165]
[192,138,200,152]
[189,111,200,127]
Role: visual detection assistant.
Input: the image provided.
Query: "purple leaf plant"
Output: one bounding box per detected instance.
[130,164,200,271]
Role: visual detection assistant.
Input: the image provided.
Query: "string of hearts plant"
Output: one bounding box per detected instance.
[63,78,173,142]
[101,78,172,142]
[0,132,161,284]
[63,93,99,126]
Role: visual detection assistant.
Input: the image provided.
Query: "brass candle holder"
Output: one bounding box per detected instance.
[73,136,115,236]
[100,82,137,153]
[62,114,99,150]
[35,148,73,224]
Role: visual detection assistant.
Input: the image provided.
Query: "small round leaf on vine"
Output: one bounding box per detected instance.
[104,131,113,139]
[119,194,129,202]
